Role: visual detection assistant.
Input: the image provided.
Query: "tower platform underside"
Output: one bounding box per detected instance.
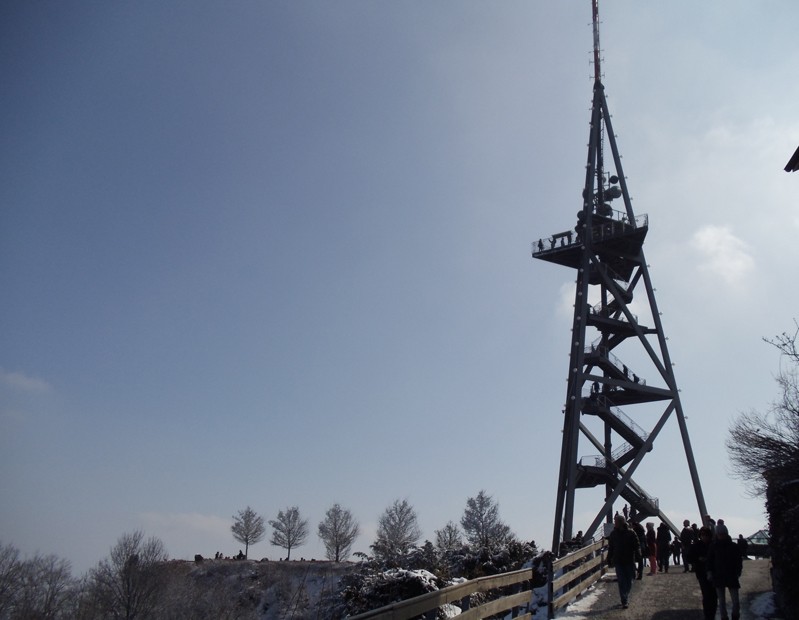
[532,211,648,283]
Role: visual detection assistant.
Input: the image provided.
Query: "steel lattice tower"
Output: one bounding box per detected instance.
[533,1,708,554]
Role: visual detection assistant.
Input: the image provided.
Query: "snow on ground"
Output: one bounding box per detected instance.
[525,580,605,620]
[526,575,780,620]
[750,591,779,619]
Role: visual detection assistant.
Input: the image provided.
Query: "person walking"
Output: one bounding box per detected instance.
[691,526,718,620]
[607,515,641,609]
[736,534,749,559]
[645,522,658,575]
[708,523,743,620]
[656,521,672,572]
[632,520,646,580]
[671,538,682,565]
[680,519,696,572]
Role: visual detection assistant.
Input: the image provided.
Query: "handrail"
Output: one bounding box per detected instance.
[349,542,609,619]
[581,394,649,444]
[532,210,648,256]
[348,566,536,620]
[589,302,637,324]
[585,345,647,386]
[547,539,607,619]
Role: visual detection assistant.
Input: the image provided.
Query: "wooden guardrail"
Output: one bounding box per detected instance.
[348,566,537,620]
[546,539,607,619]
[347,540,607,620]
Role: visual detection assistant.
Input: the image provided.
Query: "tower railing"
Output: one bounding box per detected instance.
[585,344,647,386]
[532,210,648,256]
[578,453,660,510]
[589,303,637,324]
[581,393,649,442]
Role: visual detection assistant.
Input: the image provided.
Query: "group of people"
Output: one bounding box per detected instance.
[606,514,745,619]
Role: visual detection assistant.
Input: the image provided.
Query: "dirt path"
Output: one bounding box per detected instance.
[563,559,773,619]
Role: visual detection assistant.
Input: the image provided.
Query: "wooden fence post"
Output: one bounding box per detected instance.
[546,551,554,620]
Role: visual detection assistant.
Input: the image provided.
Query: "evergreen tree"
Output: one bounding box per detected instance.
[460,490,513,552]
[372,499,421,566]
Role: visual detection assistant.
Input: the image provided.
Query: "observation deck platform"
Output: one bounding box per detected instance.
[532,210,648,283]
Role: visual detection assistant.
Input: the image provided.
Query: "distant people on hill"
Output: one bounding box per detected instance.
[680,519,696,572]
[736,534,749,559]
[607,514,641,609]
[691,526,718,620]
[236,550,245,560]
[707,523,743,620]
[645,522,658,576]
[656,522,672,573]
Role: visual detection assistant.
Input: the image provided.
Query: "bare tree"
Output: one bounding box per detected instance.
[0,543,22,618]
[460,490,513,552]
[318,503,360,562]
[434,521,463,554]
[231,506,266,559]
[0,544,77,619]
[728,323,799,495]
[90,530,168,619]
[728,323,799,618]
[372,499,421,565]
[269,506,309,560]
[14,553,75,618]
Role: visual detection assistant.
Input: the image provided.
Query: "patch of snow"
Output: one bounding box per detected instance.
[749,591,778,619]
[527,582,603,620]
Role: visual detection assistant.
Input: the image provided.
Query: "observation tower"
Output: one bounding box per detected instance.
[533,1,708,553]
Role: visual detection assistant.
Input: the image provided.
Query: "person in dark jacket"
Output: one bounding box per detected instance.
[632,520,646,580]
[680,519,696,572]
[707,523,743,620]
[691,526,718,620]
[671,538,682,565]
[645,522,657,575]
[736,534,749,559]
[607,515,641,609]
[656,521,672,572]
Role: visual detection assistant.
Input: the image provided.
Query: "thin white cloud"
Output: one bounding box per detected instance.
[690,225,754,287]
[557,281,576,320]
[0,369,52,392]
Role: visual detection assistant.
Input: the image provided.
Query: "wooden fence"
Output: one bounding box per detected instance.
[546,539,607,618]
[348,566,536,620]
[347,540,607,620]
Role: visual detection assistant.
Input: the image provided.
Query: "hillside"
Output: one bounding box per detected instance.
[161,558,356,619]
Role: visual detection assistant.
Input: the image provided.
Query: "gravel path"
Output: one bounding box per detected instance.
[564,559,773,619]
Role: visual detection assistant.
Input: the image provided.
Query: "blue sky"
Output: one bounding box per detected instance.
[2,1,798,574]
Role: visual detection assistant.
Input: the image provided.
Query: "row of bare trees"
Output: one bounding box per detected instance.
[0,490,518,618]
[230,490,513,566]
[231,503,360,562]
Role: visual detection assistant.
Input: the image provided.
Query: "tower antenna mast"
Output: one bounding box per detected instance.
[592,0,601,83]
